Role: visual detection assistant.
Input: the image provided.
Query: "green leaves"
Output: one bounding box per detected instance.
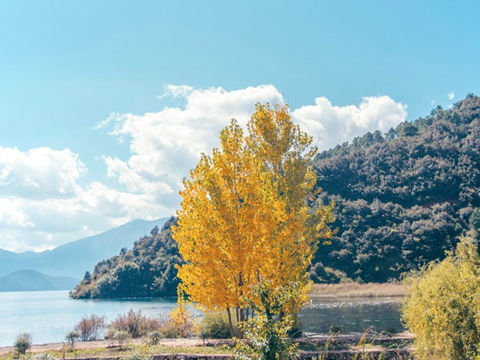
[402,237,480,360]
[232,281,300,360]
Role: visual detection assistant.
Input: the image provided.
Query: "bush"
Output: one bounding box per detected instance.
[105,329,130,349]
[156,319,182,338]
[402,237,480,360]
[65,330,80,350]
[74,314,106,341]
[310,263,348,284]
[232,282,299,360]
[199,312,232,339]
[109,309,161,338]
[14,333,32,355]
[148,330,161,345]
[166,293,198,338]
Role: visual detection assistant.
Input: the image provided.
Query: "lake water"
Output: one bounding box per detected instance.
[0,291,403,347]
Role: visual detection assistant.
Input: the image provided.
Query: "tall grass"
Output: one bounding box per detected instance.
[310,283,405,298]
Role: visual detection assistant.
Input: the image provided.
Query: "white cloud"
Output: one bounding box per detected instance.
[292,96,407,150]
[0,85,408,252]
[0,147,170,252]
[157,85,194,100]
[0,147,85,199]
[100,85,407,218]
[102,85,284,209]
[447,91,455,100]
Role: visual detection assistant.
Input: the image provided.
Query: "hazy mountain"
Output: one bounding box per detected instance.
[0,269,78,292]
[0,218,168,278]
[71,217,180,299]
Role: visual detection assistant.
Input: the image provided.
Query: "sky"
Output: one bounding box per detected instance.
[1,1,479,252]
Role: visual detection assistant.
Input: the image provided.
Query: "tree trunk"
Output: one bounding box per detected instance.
[226,307,234,338]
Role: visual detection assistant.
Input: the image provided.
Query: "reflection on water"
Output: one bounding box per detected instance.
[299,297,404,334]
[0,290,404,347]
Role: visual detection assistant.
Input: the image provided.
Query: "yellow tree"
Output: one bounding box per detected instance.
[173,119,287,334]
[246,103,335,304]
[173,104,334,335]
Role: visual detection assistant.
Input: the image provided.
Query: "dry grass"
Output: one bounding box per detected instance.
[310,282,405,298]
[0,341,231,360]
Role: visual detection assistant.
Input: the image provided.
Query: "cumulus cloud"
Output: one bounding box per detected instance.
[101,85,283,209]
[0,147,85,199]
[1,84,408,252]
[0,147,170,251]
[293,96,407,150]
[99,85,407,219]
[447,91,455,100]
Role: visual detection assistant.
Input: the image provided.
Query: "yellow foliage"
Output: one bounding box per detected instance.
[173,103,334,325]
[402,237,480,360]
[168,286,198,337]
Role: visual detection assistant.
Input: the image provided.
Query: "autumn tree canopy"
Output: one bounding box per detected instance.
[172,104,334,332]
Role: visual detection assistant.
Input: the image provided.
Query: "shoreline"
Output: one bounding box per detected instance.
[0,334,414,357]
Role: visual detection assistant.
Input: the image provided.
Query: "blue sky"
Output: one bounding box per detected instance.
[1,1,479,251]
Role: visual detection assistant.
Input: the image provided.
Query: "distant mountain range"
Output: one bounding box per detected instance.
[0,218,168,279]
[0,269,78,292]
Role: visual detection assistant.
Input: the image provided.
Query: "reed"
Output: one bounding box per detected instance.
[310,283,405,298]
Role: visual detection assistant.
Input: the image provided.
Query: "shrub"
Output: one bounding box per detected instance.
[148,330,161,345]
[109,309,161,338]
[65,330,80,350]
[113,330,130,349]
[166,292,198,338]
[105,328,130,349]
[402,237,480,360]
[74,314,106,341]
[310,263,348,284]
[14,333,32,355]
[232,282,300,360]
[156,319,182,338]
[104,328,117,347]
[199,312,232,339]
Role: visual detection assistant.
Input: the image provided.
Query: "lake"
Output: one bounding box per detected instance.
[0,291,403,347]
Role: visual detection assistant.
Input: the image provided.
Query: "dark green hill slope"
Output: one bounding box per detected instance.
[70,217,181,299]
[73,95,480,298]
[311,94,480,282]
[0,269,78,292]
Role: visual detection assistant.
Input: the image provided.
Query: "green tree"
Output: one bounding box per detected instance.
[232,281,302,360]
[470,208,480,231]
[402,237,480,360]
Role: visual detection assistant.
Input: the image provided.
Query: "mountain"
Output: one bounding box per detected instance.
[73,95,480,298]
[311,94,480,282]
[70,217,181,299]
[0,269,78,292]
[0,218,168,278]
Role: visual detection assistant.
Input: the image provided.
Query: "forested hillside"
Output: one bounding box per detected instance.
[70,218,181,298]
[73,95,480,298]
[312,94,480,282]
